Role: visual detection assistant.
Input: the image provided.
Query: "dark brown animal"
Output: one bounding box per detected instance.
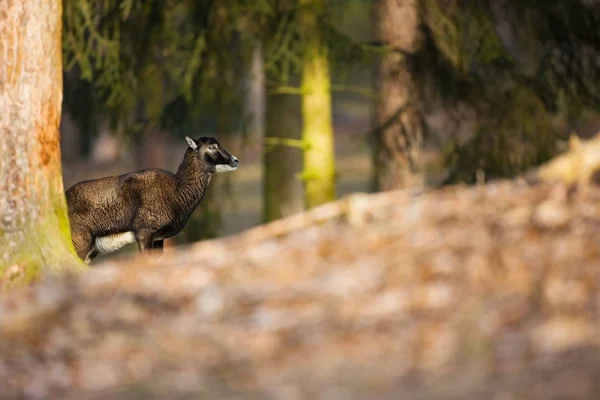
[65,136,239,263]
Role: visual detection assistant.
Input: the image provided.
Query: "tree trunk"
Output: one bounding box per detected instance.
[188,126,231,241]
[372,0,424,191]
[0,0,83,287]
[263,92,304,222]
[62,68,96,161]
[300,0,337,208]
[244,43,266,144]
[185,64,241,240]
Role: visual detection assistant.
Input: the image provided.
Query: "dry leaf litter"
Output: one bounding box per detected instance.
[1,180,600,399]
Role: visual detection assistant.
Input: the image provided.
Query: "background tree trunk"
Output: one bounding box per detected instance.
[188,123,232,241]
[300,0,337,208]
[372,0,424,191]
[0,0,82,287]
[244,43,266,145]
[61,68,95,162]
[263,92,304,222]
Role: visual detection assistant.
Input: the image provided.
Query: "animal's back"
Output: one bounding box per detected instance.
[65,168,178,237]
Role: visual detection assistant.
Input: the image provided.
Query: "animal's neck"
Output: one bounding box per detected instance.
[175,152,212,212]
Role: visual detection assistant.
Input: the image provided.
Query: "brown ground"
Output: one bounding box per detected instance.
[2,178,600,399]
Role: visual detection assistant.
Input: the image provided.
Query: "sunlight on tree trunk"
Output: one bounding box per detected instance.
[300,0,337,208]
[372,0,424,191]
[263,92,304,222]
[0,0,84,288]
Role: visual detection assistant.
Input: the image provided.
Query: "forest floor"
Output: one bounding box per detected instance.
[45,104,600,398]
[3,173,600,398]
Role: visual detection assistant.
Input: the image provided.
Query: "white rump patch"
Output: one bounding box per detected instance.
[215,164,238,173]
[94,231,136,254]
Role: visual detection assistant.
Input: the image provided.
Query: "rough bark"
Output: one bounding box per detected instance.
[300,0,337,208]
[263,92,304,222]
[372,0,424,191]
[0,0,83,287]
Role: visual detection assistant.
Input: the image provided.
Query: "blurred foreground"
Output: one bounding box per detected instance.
[2,170,600,398]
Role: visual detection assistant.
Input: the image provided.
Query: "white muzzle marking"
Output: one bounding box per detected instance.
[215,164,238,173]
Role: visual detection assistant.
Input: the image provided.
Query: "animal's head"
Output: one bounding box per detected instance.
[185,136,239,173]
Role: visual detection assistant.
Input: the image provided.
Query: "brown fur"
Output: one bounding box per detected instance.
[65,137,238,262]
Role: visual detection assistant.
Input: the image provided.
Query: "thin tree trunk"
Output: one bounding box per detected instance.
[186,63,241,240]
[0,0,83,287]
[300,0,337,208]
[189,122,231,241]
[263,92,304,222]
[62,68,95,161]
[372,0,424,191]
[244,43,266,144]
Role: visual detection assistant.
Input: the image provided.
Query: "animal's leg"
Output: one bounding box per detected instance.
[135,229,155,253]
[87,249,100,263]
[147,239,165,262]
[71,229,94,262]
[152,239,164,254]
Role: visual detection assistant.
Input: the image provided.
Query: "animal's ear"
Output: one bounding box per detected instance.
[185,136,198,151]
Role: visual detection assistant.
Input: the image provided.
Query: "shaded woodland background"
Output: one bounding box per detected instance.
[5,1,600,398]
[58,0,600,260]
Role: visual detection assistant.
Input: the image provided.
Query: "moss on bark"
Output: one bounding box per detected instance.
[0,0,85,289]
[300,0,337,209]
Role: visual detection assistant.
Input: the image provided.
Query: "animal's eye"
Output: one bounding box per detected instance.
[210,145,218,151]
